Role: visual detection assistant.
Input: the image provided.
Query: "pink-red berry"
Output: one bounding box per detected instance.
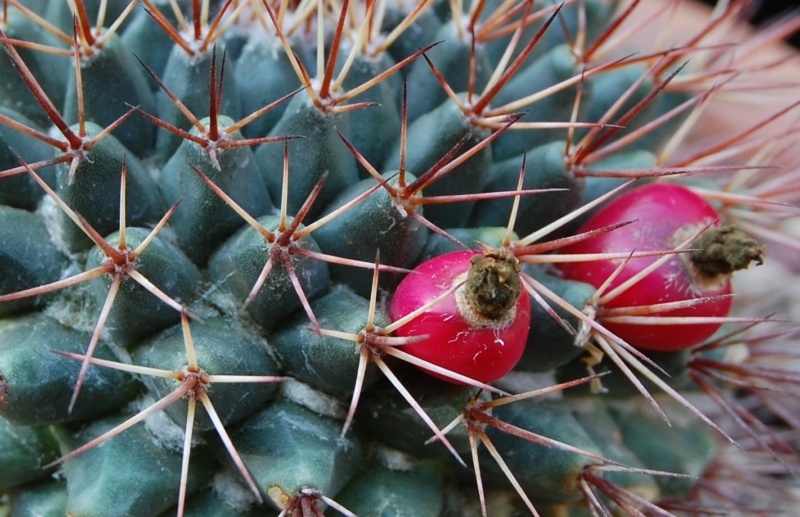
[390,249,531,383]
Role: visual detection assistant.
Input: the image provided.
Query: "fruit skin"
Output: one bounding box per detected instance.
[389,250,531,383]
[556,182,734,351]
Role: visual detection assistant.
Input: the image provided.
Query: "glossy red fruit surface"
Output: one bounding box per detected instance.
[557,182,733,351]
[389,250,531,384]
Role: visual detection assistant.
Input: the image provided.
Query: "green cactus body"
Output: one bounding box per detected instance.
[516,266,596,373]
[336,447,446,517]
[6,480,67,517]
[489,45,584,162]
[419,226,517,262]
[483,398,605,502]
[62,33,157,157]
[337,48,402,177]
[133,318,280,431]
[470,141,585,236]
[121,1,182,82]
[227,397,363,511]
[255,93,358,218]
[570,398,661,501]
[0,1,798,515]
[609,398,719,498]
[0,314,140,425]
[0,418,60,489]
[234,36,308,139]
[0,108,56,210]
[54,410,215,517]
[55,122,164,252]
[85,227,200,344]
[159,115,273,264]
[207,214,330,330]
[405,19,492,122]
[0,13,59,125]
[385,97,492,228]
[271,286,383,396]
[380,5,441,66]
[155,46,242,161]
[312,171,428,295]
[0,207,69,316]
[361,366,489,459]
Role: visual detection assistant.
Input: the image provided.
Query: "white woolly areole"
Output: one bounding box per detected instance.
[38,194,72,258]
[281,378,347,420]
[212,470,259,513]
[373,445,417,472]
[138,394,203,453]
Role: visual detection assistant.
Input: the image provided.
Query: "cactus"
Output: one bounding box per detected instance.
[1,0,800,515]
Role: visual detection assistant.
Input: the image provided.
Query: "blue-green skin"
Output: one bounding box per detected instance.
[360,365,489,460]
[55,122,165,252]
[272,286,384,396]
[384,97,492,228]
[570,398,660,500]
[0,313,141,426]
[43,0,129,33]
[313,171,428,296]
[581,63,655,137]
[574,149,658,230]
[0,418,60,489]
[405,19,492,122]
[53,410,215,517]
[0,11,63,126]
[580,63,695,153]
[155,45,242,161]
[132,318,280,432]
[556,347,693,399]
[338,49,401,179]
[380,6,442,67]
[207,214,330,331]
[254,93,358,219]
[482,398,604,502]
[515,266,596,373]
[85,227,200,346]
[227,398,363,509]
[159,115,273,265]
[62,33,157,157]
[0,206,69,317]
[418,226,516,262]
[469,141,585,237]
[161,488,259,517]
[7,480,68,517]
[609,398,718,498]
[490,45,585,163]
[121,0,182,84]
[336,452,445,517]
[0,108,57,210]
[234,36,309,139]
[483,0,615,70]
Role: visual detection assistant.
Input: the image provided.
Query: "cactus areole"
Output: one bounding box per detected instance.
[389,249,531,383]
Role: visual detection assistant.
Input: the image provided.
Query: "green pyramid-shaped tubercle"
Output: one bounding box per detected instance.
[227,398,363,509]
[85,227,200,346]
[158,115,273,265]
[55,122,165,252]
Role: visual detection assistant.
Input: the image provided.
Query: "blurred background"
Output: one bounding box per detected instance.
[698,0,800,47]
